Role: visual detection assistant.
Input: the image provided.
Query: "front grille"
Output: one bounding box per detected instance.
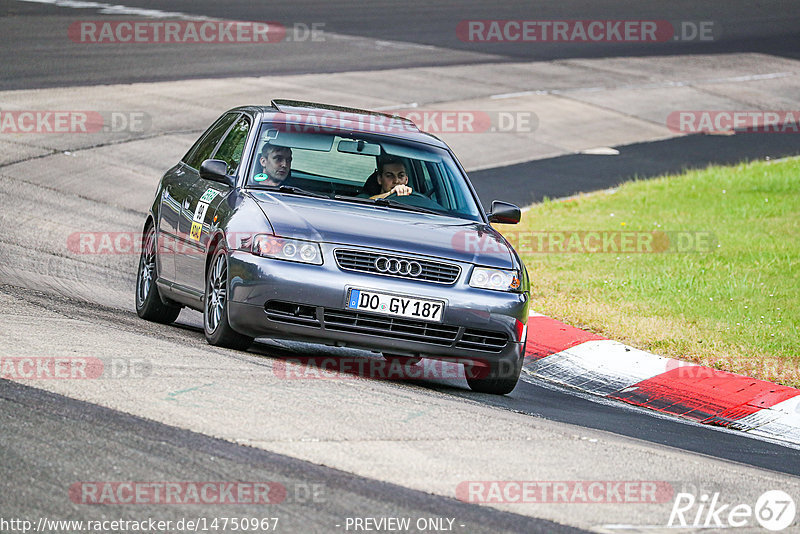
[323,309,459,346]
[266,302,509,353]
[334,249,460,284]
[265,301,320,327]
[456,328,509,352]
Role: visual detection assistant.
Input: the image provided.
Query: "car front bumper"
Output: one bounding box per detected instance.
[227,246,529,367]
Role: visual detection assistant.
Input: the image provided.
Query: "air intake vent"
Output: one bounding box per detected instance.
[265,301,320,326]
[323,309,459,346]
[456,328,508,352]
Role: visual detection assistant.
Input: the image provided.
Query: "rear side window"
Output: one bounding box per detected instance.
[183,113,239,170]
[213,115,251,174]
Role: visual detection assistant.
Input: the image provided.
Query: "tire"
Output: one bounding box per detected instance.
[135,223,181,324]
[204,243,253,351]
[464,355,523,395]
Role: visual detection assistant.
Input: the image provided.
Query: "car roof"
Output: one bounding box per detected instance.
[228,100,449,148]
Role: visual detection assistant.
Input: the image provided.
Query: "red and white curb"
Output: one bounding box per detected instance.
[522,313,800,446]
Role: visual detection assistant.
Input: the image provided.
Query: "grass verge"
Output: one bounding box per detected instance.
[497,156,799,387]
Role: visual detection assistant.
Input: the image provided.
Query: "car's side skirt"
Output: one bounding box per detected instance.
[156,279,203,310]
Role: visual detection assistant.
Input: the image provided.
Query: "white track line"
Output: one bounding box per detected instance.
[17,0,207,19]
[490,71,796,99]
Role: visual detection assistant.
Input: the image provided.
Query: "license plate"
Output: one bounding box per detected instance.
[346,289,445,322]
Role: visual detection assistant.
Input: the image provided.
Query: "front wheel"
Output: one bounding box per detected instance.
[464,356,522,395]
[135,224,181,324]
[204,244,253,350]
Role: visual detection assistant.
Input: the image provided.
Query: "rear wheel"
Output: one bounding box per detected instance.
[204,244,253,350]
[135,224,181,324]
[464,356,522,395]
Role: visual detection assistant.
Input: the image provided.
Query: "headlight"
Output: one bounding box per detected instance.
[469,267,521,292]
[251,235,323,265]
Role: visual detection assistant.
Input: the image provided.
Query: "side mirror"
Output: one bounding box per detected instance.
[199,159,235,187]
[488,200,521,224]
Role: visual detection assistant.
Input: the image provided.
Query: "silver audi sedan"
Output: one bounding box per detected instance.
[136,100,529,394]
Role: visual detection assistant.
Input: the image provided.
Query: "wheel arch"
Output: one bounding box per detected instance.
[205,230,228,277]
[142,213,156,234]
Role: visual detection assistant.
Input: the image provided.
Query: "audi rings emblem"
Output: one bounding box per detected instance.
[375,256,423,277]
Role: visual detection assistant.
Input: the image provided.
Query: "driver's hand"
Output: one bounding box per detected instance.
[391,184,413,196]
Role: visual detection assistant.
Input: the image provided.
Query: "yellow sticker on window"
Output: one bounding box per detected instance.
[189,221,203,241]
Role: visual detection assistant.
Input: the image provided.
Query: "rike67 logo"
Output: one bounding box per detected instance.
[668,490,796,531]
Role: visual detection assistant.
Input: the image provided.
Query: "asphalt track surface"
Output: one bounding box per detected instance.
[2,1,800,532]
[470,130,800,208]
[0,379,583,534]
[2,0,800,89]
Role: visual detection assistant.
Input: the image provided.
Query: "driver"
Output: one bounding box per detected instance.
[370,155,412,199]
[254,143,292,186]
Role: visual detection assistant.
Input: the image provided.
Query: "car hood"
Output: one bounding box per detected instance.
[248,192,514,267]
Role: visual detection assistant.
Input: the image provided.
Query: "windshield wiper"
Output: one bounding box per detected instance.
[334,194,438,215]
[333,194,373,204]
[263,185,328,199]
[374,197,439,215]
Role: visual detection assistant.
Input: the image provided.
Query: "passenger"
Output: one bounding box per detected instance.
[254,143,292,186]
[370,155,412,199]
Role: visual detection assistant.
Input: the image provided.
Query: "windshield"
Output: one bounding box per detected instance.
[246,122,484,221]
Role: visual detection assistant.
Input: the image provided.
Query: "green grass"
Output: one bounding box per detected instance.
[498,157,800,386]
